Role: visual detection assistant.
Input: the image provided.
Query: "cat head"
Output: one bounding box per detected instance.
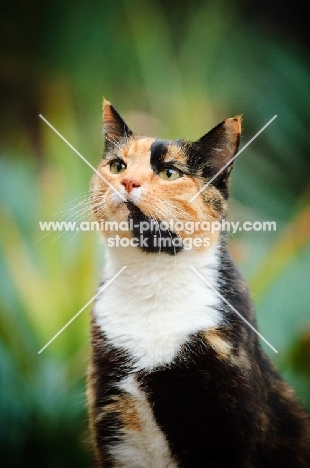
[91,100,241,255]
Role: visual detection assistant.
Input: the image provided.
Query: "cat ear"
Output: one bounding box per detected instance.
[102,99,133,150]
[197,116,242,182]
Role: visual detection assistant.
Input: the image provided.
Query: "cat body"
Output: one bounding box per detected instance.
[87,101,310,467]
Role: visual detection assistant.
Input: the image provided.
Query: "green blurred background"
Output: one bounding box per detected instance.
[1,0,309,466]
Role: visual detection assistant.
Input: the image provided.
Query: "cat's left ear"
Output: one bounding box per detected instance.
[197,116,242,182]
[103,99,133,151]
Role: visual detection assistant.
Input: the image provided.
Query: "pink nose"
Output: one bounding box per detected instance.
[121,178,141,194]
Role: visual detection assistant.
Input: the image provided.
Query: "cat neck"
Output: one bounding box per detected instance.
[103,239,221,276]
[94,239,222,370]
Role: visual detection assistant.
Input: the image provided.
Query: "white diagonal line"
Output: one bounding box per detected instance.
[39,114,126,201]
[190,266,278,353]
[38,266,127,354]
[190,115,277,202]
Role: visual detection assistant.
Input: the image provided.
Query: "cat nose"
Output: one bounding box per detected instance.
[121,178,141,194]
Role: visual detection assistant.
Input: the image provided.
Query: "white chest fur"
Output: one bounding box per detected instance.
[94,244,221,370]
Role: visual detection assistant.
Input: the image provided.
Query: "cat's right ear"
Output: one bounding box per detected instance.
[102,99,133,152]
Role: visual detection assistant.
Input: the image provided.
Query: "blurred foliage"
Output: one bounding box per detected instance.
[0,0,310,466]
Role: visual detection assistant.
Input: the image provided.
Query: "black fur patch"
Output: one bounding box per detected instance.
[182,141,232,199]
[127,202,183,255]
[150,140,168,172]
[137,342,259,467]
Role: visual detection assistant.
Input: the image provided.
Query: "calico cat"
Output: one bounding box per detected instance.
[87,100,310,467]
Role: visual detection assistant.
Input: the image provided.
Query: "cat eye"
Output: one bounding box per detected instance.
[158,168,182,181]
[110,160,126,174]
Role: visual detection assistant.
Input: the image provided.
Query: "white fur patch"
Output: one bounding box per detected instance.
[108,375,177,468]
[94,242,221,370]
[110,185,143,205]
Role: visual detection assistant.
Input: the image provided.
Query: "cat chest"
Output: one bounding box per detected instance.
[93,269,221,370]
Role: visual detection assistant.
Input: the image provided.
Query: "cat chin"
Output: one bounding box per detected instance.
[126,202,182,255]
[101,203,215,255]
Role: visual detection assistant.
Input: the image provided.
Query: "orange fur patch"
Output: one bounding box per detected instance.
[100,395,142,432]
[203,329,232,359]
[164,143,187,165]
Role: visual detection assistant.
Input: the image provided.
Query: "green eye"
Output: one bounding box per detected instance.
[158,168,182,181]
[110,160,126,174]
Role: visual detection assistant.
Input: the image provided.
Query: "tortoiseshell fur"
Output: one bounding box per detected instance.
[87,101,310,467]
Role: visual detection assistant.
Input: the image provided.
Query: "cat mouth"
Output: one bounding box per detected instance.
[125,202,183,255]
